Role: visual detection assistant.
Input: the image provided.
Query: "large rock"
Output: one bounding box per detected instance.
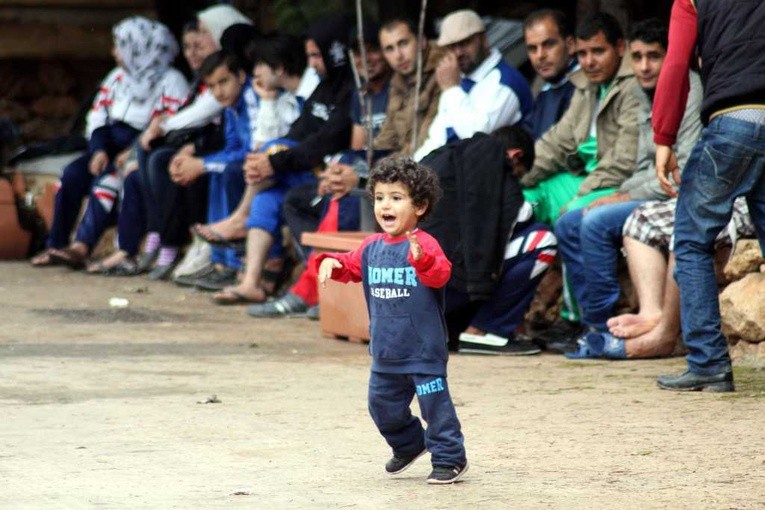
[720,273,765,343]
[724,239,764,281]
[729,339,765,364]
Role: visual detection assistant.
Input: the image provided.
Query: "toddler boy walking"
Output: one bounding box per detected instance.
[318,157,468,484]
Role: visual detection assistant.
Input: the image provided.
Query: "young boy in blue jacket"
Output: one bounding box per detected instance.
[169,51,255,284]
[317,157,468,484]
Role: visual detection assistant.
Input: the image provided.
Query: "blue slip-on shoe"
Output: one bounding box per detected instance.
[565,332,606,359]
[601,332,627,359]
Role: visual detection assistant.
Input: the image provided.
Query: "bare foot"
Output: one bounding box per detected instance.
[464,326,485,335]
[193,216,247,243]
[624,327,680,359]
[87,250,128,273]
[607,313,660,339]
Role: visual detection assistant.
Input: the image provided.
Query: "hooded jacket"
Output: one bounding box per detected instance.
[269,14,355,174]
[421,133,525,300]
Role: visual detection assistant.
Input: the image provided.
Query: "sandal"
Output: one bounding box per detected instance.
[260,257,294,296]
[564,332,606,359]
[246,293,309,318]
[192,224,245,250]
[49,247,87,270]
[211,286,266,305]
[601,332,627,359]
[31,249,57,267]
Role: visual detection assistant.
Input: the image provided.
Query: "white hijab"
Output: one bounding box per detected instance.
[112,16,179,101]
[197,4,253,47]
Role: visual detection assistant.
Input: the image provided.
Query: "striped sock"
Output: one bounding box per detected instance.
[157,247,178,266]
[144,232,161,254]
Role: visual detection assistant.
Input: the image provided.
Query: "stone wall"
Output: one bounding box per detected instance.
[721,239,765,364]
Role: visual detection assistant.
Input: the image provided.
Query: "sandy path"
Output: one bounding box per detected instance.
[1,263,764,509]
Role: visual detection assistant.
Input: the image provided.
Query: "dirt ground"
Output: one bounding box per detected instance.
[1,262,764,509]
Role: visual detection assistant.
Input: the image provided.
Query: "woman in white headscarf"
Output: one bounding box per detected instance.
[31,16,189,268]
[197,4,253,52]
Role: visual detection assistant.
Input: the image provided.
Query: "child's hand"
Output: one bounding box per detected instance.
[407,231,422,261]
[318,257,342,287]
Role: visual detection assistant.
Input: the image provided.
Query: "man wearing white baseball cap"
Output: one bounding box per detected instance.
[413,9,533,161]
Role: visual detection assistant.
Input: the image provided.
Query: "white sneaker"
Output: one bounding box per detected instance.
[458,332,541,356]
[172,237,211,279]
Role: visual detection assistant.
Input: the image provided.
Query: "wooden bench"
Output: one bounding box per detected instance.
[301,231,372,343]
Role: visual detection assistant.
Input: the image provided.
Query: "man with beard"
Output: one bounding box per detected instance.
[414,9,532,161]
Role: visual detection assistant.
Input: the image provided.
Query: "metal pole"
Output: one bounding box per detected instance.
[410,0,427,157]
[355,0,374,169]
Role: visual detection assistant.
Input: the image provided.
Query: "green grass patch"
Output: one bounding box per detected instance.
[721,366,765,399]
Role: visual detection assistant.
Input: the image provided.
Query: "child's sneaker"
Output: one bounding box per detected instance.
[385,448,427,475]
[426,461,469,484]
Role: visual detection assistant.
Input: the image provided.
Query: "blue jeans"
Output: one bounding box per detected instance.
[674,115,765,375]
[555,200,645,331]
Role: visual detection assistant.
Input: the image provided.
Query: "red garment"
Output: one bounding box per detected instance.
[290,199,341,306]
[652,0,697,146]
[314,229,452,289]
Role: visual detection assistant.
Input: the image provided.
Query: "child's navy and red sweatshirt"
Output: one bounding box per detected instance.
[316,229,452,375]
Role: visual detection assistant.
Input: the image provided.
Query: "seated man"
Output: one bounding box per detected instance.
[246,21,395,316]
[166,51,259,291]
[601,197,755,359]
[280,21,393,264]
[553,18,702,354]
[413,9,532,161]
[522,8,578,140]
[520,12,641,346]
[418,126,556,355]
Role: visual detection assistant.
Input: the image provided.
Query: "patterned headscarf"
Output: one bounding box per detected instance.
[112,16,179,101]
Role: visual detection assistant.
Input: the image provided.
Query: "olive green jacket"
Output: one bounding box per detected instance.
[520,60,640,196]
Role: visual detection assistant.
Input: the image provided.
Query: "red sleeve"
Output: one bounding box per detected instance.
[653,0,697,146]
[313,234,378,284]
[407,230,452,288]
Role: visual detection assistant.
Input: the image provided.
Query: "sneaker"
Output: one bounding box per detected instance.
[172,237,211,279]
[426,461,469,485]
[533,318,585,352]
[246,293,308,318]
[173,263,216,287]
[306,305,319,321]
[385,448,427,475]
[194,266,238,291]
[458,333,541,356]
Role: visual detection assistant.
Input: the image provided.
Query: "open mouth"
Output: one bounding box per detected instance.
[382,214,396,223]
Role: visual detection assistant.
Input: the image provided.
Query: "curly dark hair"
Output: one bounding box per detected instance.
[367,156,442,222]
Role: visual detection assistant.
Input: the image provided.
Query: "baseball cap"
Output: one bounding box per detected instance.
[437,9,485,46]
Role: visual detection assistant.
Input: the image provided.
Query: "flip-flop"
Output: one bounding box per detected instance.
[211,287,265,305]
[565,332,606,359]
[192,224,246,251]
[601,332,627,359]
[30,249,58,267]
[48,247,87,270]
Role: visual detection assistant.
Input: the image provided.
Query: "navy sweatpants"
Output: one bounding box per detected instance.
[368,371,466,468]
